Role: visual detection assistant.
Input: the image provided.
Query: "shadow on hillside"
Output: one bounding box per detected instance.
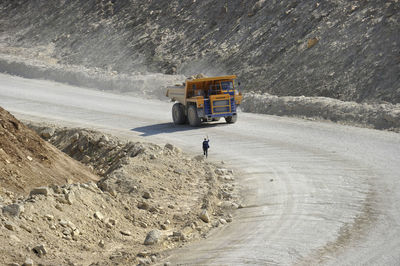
[131,122,225,136]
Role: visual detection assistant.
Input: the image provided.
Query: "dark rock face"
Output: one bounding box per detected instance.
[1,0,399,103]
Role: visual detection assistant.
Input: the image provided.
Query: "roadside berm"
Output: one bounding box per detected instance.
[0,108,241,265]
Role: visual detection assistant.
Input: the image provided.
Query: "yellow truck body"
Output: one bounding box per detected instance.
[166,75,243,126]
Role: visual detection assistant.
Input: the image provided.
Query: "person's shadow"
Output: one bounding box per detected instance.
[131,122,226,136]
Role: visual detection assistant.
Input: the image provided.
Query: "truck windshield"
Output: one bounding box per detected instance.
[221,81,233,91]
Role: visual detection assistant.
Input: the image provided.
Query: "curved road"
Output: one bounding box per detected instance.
[1,73,399,265]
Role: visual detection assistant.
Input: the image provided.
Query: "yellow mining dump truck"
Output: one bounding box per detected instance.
[166,75,243,126]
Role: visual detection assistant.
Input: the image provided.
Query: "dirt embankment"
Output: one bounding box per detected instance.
[0,111,241,265]
[241,92,400,132]
[0,107,98,197]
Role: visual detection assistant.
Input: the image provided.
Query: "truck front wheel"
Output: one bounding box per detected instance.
[188,105,201,127]
[225,114,237,124]
[172,103,186,125]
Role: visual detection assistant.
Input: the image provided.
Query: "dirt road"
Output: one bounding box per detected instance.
[1,73,399,265]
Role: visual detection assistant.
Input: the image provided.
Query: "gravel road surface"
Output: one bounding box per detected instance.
[1,73,399,265]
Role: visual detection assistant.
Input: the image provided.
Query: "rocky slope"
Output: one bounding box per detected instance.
[0,112,241,265]
[0,0,399,103]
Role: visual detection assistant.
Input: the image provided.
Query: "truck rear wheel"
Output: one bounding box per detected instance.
[172,103,186,124]
[225,114,237,124]
[188,105,201,127]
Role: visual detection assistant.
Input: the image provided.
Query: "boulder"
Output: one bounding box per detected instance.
[144,229,161,245]
[30,187,50,196]
[199,209,210,223]
[40,127,55,139]
[2,203,24,217]
[164,143,174,151]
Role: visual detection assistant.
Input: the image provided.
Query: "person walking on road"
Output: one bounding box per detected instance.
[202,137,210,158]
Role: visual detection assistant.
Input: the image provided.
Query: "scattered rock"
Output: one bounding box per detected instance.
[72,229,80,240]
[137,202,150,210]
[218,201,239,209]
[65,192,74,205]
[62,228,72,235]
[94,211,104,221]
[20,224,32,233]
[212,220,220,227]
[215,168,228,176]
[144,229,161,245]
[98,240,105,248]
[120,230,132,236]
[9,234,21,242]
[22,257,34,266]
[44,214,54,221]
[30,187,50,196]
[4,221,16,231]
[199,209,210,223]
[71,133,80,142]
[142,191,152,199]
[137,257,151,265]
[139,221,148,228]
[193,155,204,161]
[59,219,68,227]
[32,244,47,257]
[307,37,319,49]
[82,155,91,163]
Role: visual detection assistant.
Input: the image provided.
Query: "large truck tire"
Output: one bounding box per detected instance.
[188,105,201,127]
[225,114,237,124]
[172,103,186,125]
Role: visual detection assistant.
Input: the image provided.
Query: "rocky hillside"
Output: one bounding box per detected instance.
[0,0,399,103]
[0,107,98,197]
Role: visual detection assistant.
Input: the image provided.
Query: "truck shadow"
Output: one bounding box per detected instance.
[131,122,226,136]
